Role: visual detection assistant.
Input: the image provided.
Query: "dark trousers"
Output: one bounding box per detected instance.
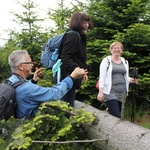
[61,88,76,107]
[54,74,76,107]
[106,99,122,118]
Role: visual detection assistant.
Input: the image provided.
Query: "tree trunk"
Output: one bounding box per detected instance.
[74,100,150,150]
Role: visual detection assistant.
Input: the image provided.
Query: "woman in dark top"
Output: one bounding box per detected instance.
[60,12,93,107]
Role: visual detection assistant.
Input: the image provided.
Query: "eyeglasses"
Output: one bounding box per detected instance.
[113,47,122,50]
[20,62,34,64]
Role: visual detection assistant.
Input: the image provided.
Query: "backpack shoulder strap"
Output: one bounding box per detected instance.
[66,30,81,39]
[4,73,26,89]
[59,30,81,55]
[12,81,25,89]
[106,56,110,72]
[3,79,25,89]
[11,73,26,88]
[120,57,127,65]
[97,56,110,80]
[12,73,25,81]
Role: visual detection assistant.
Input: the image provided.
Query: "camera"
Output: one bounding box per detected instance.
[31,62,42,72]
[31,62,44,79]
[131,67,138,79]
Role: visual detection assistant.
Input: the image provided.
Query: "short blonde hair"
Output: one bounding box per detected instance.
[109,42,124,52]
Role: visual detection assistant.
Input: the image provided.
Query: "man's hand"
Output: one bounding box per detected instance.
[33,68,43,81]
[70,67,88,79]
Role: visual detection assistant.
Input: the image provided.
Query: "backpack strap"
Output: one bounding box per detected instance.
[97,56,110,80]
[120,57,128,66]
[12,73,25,81]
[11,73,26,88]
[106,57,110,72]
[66,30,81,40]
[4,73,26,88]
[54,30,81,83]
[3,79,25,88]
[60,30,80,50]
[12,81,25,89]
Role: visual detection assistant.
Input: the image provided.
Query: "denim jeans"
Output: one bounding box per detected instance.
[106,99,122,118]
[61,88,76,107]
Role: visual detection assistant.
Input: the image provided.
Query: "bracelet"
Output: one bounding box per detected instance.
[31,79,38,84]
[69,76,75,83]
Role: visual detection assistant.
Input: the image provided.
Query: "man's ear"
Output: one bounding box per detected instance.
[18,64,23,70]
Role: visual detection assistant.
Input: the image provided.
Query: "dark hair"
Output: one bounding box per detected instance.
[69,12,93,33]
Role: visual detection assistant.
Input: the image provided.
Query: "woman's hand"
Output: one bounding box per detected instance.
[97,89,104,102]
[70,67,88,79]
[83,74,88,83]
[130,78,138,84]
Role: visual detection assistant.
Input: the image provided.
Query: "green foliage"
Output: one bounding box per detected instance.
[6,0,48,62]
[37,68,55,87]
[0,101,95,150]
[124,100,150,129]
[78,0,150,111]
[0,41,20,81]
[114,23,150,105]
[0,0,150,133]
[47,0,89,33]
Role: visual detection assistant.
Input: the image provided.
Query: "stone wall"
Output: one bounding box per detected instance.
[74,100,150,150]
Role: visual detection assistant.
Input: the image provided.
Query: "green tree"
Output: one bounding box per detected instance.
[9,0,48,61]
[47,0,88,33]
[79,0,150,109]
[0,0,149,119]
[114,23,150,106]
[0,38,21,81]
[0,0,48,81]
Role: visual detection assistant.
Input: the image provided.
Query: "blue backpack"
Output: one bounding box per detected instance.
[41,30,80,69]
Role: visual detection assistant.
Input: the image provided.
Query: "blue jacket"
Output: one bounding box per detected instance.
[9,75,73,119]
